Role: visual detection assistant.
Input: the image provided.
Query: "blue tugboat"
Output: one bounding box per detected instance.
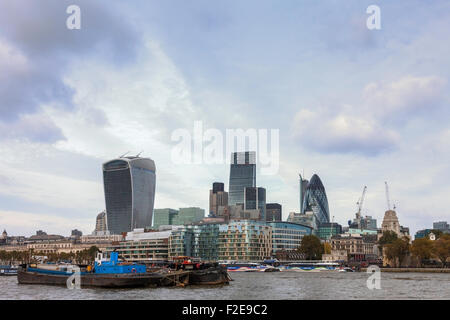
[17,251,177,288]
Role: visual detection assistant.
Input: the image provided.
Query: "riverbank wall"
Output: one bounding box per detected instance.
[361,267,450,273]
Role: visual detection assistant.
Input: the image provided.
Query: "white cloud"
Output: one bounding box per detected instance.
[292,75,447,156]
[363,75,447,119]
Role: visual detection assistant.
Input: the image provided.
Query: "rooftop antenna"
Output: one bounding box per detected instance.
[119,151,130,158]
[136,150,143,157]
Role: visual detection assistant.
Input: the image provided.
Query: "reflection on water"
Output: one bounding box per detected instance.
[1,272,449,300]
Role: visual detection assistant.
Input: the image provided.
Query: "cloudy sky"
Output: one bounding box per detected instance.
[0,0,449,237]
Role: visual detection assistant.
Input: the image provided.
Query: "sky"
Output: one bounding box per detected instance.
[0,0,449,237]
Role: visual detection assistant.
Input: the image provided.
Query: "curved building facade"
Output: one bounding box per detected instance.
[301,174,330,224]
[103,156,156,234]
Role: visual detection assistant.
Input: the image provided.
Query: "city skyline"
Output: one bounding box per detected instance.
[0,0,449,238]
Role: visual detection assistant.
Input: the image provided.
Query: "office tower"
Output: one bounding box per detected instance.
[433,221,449,233]
[302,174,330,224]
[153,207,205,228]
[244,187,266,221]
[209,182,228,217]
[95,210,108,233]
[266,203,282,222]
[299,174,309,213]
[361,216,377,230]
[153,208,179,229]
[173,207,205,225]
[228,151,256,206]
[317,222,343,240]
[103,156,156,234]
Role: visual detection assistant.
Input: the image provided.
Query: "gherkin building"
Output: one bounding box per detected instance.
[301,174,330,224]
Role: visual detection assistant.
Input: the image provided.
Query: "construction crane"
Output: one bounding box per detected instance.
[385,181,391,211]
[356,186,367,219]
[355,186,367,229]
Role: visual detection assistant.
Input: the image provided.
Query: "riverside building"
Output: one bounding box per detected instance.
[267,221,312,254]
[105,227,180,262]
[103,156,156,234]
[218,221,272,261]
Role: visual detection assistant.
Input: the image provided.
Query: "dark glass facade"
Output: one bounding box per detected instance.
[244,187,266,221]
[228,152,256,206]
[103,157,156,234]
[212,182,224,193]
[299,174,309,212]
[266,203,282,222]
[302,174,330,224]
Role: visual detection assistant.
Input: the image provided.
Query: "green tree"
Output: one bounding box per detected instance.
[385,237,410,267]
[411,238,433,267]
[298,235,324,260]
[378,230,398,256]
[432,234,450,267]
[87,246,99,261]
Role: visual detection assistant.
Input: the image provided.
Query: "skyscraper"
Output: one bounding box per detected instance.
[103,156,156,234]
[301,174,330,224]
[266,203,282,222]
[209,182,228,217]
[244,187,266,221]
[95,210,107,233]
[228,151,256,206]
[299,173,309,213]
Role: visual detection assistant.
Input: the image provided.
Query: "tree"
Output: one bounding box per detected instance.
[323,242,331,255]
[298,235,323,260]
[87,246,99,261]
[411,238,433,267]
[384,237,410,267]
[378,230,398,256]
[432,234,450,267]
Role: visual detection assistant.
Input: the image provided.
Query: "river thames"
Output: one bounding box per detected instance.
[1,272,449,300]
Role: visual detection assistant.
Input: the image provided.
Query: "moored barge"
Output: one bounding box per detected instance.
[17,252,188,288]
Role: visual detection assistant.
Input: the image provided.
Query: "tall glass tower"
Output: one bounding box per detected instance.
[228,151,256,206]
[301,174,330,224]
[103,156,156,234]
[299,173,309,213]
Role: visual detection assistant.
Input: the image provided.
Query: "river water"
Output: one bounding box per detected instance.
[1,272,449,300]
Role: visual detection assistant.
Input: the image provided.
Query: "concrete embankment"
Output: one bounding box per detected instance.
[360,267,450,273]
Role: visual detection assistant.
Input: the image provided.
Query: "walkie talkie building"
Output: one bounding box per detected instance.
[103,156,156,234]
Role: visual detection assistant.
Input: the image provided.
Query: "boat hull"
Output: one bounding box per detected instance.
[17,270,179,288]
[189,267,231,285]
